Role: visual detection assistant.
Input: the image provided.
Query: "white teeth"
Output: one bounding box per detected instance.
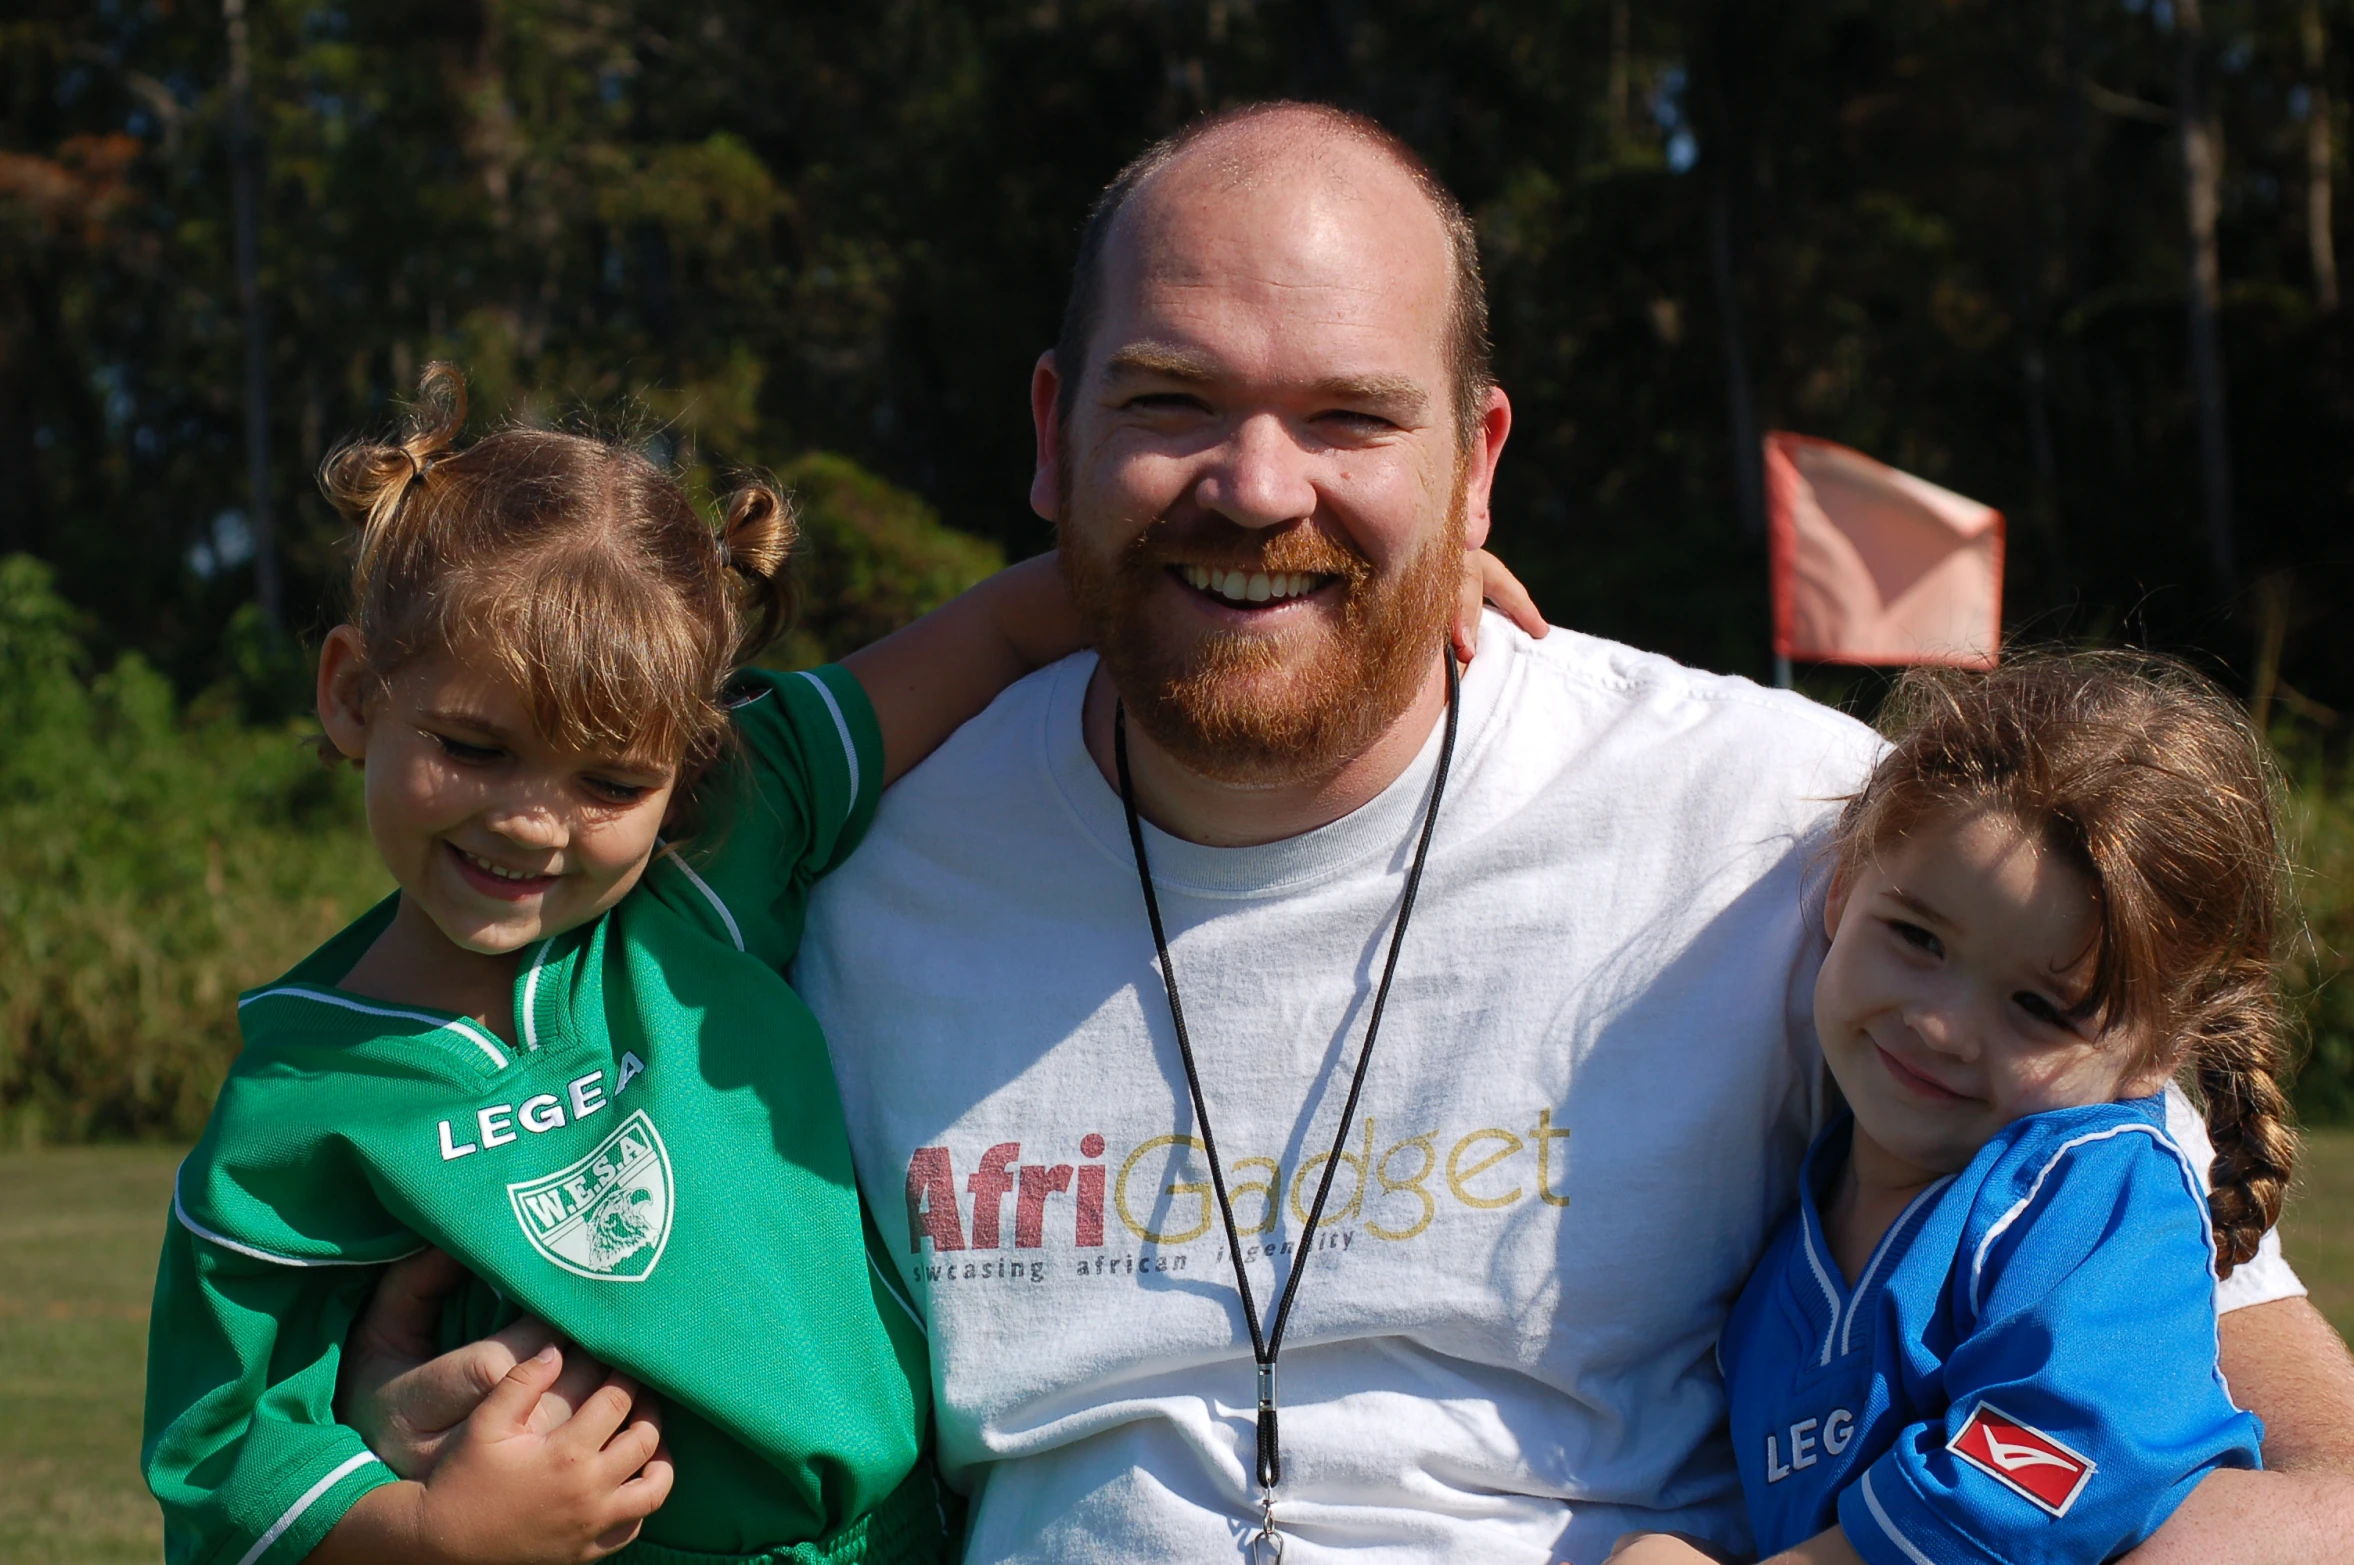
[1179,565,1326,605]
[461,849,541,882]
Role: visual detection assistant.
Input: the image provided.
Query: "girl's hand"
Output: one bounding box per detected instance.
[1606,1532,1735,1564]
[319,1342,673,1564]
[1455,547,1547,664]
[1609,1526,1861,1565]
[338,1247,611,1480]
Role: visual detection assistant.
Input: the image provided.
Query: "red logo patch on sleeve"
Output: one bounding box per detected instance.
[1946,1402,2097,1517]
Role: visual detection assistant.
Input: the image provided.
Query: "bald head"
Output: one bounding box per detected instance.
[1054,102,1492,447]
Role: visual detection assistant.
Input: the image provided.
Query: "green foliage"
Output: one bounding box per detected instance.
[4,3,2354,1133]
[0,445,985,1142]
[2289,750,2354,1125]
[765,451,1006,669]
[4,1,2350,713]
[0,555,388,1144]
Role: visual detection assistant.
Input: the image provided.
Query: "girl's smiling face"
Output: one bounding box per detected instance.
[1816,808,2169,1178]
[319,626,679,957]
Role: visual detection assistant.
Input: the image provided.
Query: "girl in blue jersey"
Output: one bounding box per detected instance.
[1616,653,2295,1565]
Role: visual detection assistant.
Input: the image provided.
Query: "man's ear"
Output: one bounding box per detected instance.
[1458,385,1513,552]
[1029,350,1063,524]
[317,624,373,762]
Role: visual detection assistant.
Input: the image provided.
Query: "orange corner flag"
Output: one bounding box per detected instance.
[1767,432,2003,670]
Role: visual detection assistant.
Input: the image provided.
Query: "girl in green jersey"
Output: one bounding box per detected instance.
[143,363,1097,1565]
[146,366,1540,1565]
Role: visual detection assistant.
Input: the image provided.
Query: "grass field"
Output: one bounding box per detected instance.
[8,1136,2354,1564]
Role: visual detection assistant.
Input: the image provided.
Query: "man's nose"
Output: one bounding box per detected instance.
[1193,412,1318,531]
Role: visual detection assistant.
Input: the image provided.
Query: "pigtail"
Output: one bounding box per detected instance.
[2187,957,2300,1276]
[314,362,809,796]
[317,362,469,537]
[715,478,799,665]
[2199,1053,2298,1277]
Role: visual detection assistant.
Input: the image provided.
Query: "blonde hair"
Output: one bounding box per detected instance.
[1836,651,2297,1275]
[317,364,794,779]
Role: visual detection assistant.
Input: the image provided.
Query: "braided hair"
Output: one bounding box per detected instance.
[1835,651,2297,1275]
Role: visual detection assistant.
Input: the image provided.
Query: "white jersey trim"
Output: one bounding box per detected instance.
[1799,1212,1843,1367]
[235,1450,383,1565]
[795,668,862,826]
[239,986,510,1071]
[1969,1122,2207,1314]
[661,844,745,952]
[869,1251,925,1334]
[1858,1469,1939,1565]
[172,1166,425,1270]
[520,938,558,1051]
[1840,1175,1953,1358]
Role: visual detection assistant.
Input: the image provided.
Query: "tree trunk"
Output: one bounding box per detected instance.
[1607,1,1630,158]
[224,0,280,631]
[2308,0,2341,314]
[1710,171,1764,542]
[2175,0,2236,593]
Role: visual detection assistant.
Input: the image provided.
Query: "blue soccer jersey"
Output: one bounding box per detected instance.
[1720,1095,2262,1565]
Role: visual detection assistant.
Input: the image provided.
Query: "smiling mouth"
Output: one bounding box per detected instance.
[1875,1045,1973,1104]
[1173,564,1337,608]
[448,843,559,899]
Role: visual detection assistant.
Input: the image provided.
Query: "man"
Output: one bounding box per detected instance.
[351,102,2354,1561]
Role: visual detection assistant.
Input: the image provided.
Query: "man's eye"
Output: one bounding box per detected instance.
[1889,919,1943,958]
[1316,410,1395,433]
[1123,392,1210,415]
[433,734,502,764]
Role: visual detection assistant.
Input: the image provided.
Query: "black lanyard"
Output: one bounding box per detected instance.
[1113,649,1459,1561]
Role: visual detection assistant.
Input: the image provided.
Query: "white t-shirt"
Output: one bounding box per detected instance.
[795,620,2300,1565]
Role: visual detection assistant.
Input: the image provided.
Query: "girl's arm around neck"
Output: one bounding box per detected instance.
[841,546,1552,790]
[842,551,1083,789]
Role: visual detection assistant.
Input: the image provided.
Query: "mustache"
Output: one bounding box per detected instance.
[1123,516,1371,583]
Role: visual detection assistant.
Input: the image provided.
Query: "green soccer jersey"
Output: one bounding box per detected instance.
[142,665,946,1565]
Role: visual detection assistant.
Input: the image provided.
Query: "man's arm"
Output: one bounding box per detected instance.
[2126,1297,2354,1563]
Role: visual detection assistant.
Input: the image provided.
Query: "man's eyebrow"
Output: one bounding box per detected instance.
[1102,343,1220,381]
[1101,344,1432,414]
[1307,372,1428,412]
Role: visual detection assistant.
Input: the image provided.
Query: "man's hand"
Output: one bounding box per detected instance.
[337,1248,621,1479]
[1455,547,1547,664]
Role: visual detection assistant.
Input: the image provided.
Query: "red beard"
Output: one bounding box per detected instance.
[1062,489,1464,787]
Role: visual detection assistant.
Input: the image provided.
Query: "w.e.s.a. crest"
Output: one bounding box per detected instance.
[507,1110,674,1281]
